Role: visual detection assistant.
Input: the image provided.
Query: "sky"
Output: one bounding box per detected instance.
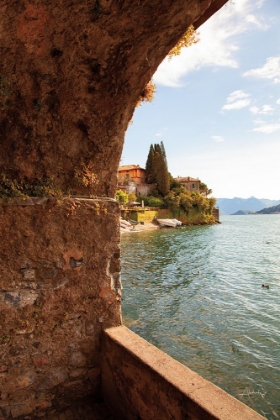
[121,0,280,199]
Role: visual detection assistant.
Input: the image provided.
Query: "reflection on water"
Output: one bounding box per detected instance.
[121,216,280,419]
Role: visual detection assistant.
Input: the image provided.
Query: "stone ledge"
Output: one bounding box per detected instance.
[102,326,266,420]
[0,196,118,206]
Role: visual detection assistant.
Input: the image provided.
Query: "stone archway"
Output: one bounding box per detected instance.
[0,0,227,196]
[0,1,228,417]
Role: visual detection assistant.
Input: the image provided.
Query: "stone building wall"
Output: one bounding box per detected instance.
[0,197,121,419]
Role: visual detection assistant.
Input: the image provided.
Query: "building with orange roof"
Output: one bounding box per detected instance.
[175,176,200,192]
[118,165,146,184]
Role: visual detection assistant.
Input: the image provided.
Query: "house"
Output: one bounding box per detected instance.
[118,165,151,195]
[175,176,200,192]
[118,165,146,184]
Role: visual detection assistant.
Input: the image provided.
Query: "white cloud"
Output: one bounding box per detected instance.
[221,90,251,111]
[243,56,280,83]
[256,0,266,8]
[155,128,168,137]
[154,0,265,86]
[250,106,259,114]
[211,136,225,142]
[276,99,280,105]
[227,90,250,103]
[245,14,262,28]
[252,123,280,133]
[222,99,251,111]
[249,104,274,114]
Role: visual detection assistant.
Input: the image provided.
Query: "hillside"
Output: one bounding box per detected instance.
[217,197,280,215]
[232,210,256,215]
[257,204,280,214]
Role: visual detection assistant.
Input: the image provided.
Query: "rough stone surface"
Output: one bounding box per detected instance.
[102,326,266,420]
[0,198,121,418]
[0,0,227,196]
[0,1,230,418]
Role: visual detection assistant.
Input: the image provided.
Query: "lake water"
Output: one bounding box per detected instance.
[120,215,280,419]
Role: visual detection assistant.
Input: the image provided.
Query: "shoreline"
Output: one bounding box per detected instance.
[120,222,159,234]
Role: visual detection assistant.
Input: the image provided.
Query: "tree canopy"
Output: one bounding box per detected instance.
[145,142,170,196]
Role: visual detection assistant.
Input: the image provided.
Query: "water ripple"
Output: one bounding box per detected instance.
[121,215,280,419]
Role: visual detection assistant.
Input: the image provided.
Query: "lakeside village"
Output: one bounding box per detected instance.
[116,143,219,231]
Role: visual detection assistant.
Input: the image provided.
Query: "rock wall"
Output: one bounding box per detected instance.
[0,198,121,418]
[0,0,227,196]
[0,1,229,418]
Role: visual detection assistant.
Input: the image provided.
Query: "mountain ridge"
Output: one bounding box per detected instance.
[216,196,280,215]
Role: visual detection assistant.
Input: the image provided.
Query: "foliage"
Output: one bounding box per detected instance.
[145,142,170,196]
[145,144,155,184]
[147,196,165,208]
[137,25,198,106]
[136,81,156,107]
[179,192,194,213]
[0,175,27,198]
[169,174,183,191]
[115,190,128,205]
[142,141,216,221]
[199,181,212,197]
[165,191,181,212]
[167,25,199,59]
[74,163,98,190]
[136,194,165,208]
[0,174,63,198]
[128,193,137,203]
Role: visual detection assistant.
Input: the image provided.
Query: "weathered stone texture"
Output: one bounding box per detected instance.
[0,198,121,418]
[0,0,225,196]
[0,1,230,418]
[102,326,266,420]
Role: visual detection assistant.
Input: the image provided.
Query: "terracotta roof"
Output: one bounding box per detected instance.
[118,165,145,171]
[176,177,200,182]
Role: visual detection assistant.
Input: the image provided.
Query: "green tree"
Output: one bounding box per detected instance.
[145,144,155,184]
[155,143,170,196]
[165,191,181,212]
[145,142,170,196]
[147,196,165,208]
[128,193,137,203]
[115,190,128,205]
[199,181,212,198]
[180,191,194,213]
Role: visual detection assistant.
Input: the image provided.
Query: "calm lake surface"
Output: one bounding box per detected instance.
[120,215,280,419]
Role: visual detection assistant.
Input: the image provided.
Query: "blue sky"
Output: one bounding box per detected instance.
[121,0,280,199]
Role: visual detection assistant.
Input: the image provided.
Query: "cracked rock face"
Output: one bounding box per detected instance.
[0,0,226,197]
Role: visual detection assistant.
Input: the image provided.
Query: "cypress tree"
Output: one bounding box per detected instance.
[145,142,170,196]
[156,143,170,196]
[145,144,155,184]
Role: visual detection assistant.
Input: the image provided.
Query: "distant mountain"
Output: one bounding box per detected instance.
[216,197,280,215]
[257,204,280,214]
[232,210,256,215]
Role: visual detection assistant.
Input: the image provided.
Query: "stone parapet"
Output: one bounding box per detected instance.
[102,326,266,420]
